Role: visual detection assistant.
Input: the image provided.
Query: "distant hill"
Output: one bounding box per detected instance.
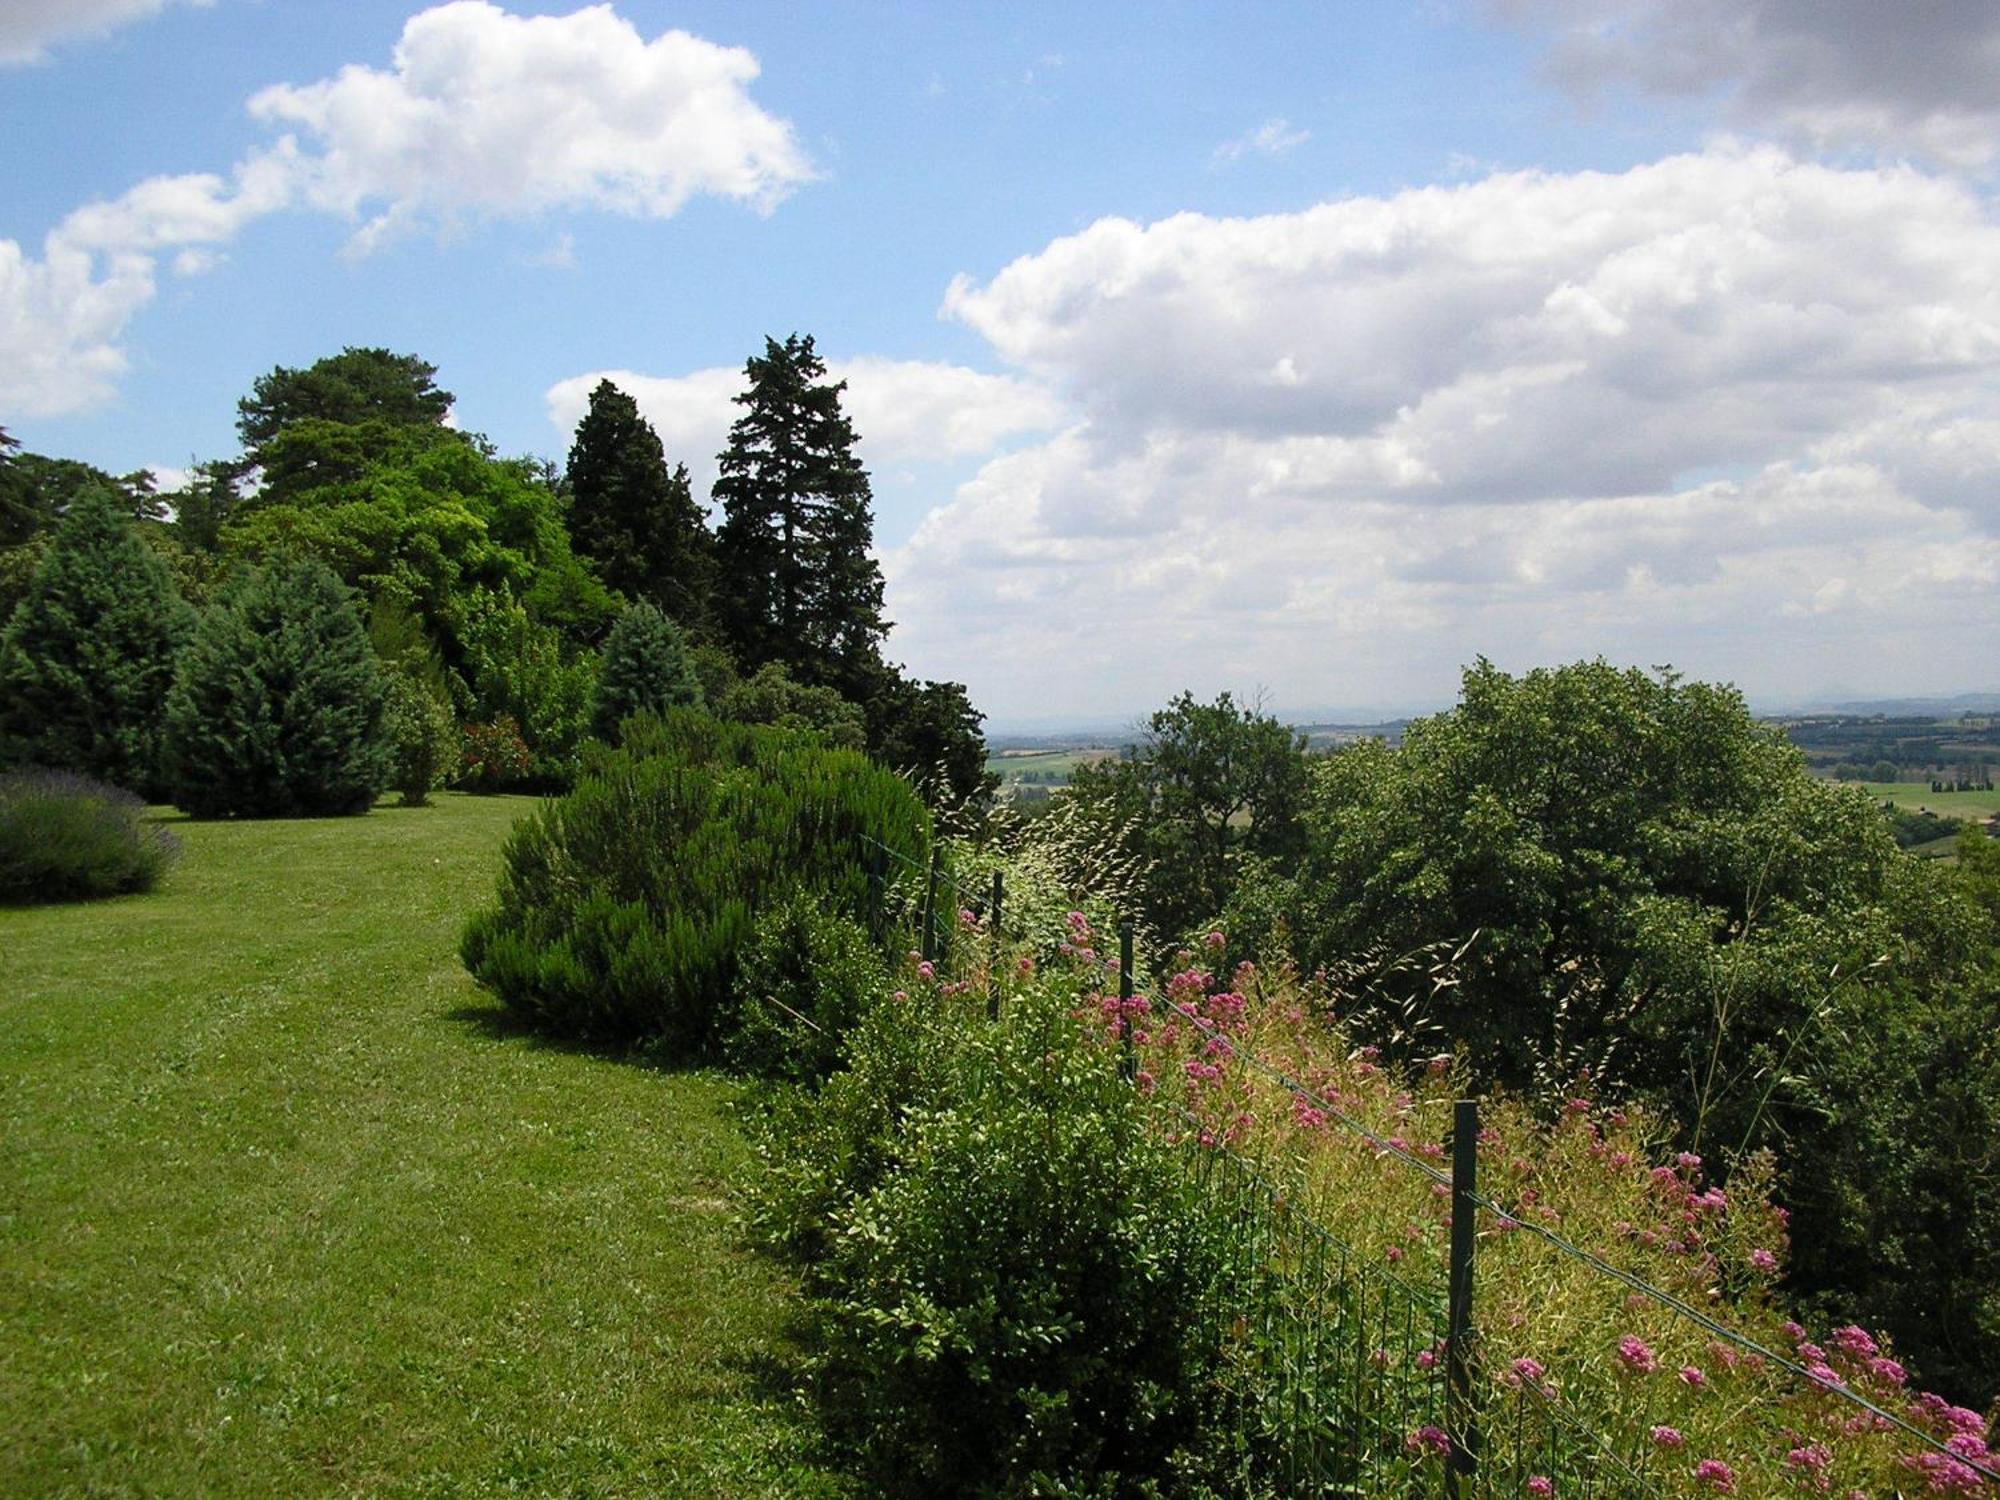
[1789,693,2000,718]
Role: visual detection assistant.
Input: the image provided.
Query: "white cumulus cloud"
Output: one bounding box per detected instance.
[250,0,814,254]
[0,2,810,416]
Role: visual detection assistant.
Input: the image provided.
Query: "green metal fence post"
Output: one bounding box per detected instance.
[1119,922,1136,1081]
[1446,1097,1480,1498]
[922,847,940,964]
[988,868,1003,1022]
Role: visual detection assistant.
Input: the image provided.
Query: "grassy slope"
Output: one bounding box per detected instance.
[0,794,839,1498]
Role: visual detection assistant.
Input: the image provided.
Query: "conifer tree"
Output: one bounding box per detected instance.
[566,379,713,628]
[164,560,391,817]
[0,485,193,793]
[713,335,888,698]
[591,603,702,741]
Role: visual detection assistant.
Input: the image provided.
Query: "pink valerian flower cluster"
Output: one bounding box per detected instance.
[1404,1424,1451,1459]
[1617,1335,1659,1375]
[1526,1476,1553,1498]
[1694,1458,1737,1492]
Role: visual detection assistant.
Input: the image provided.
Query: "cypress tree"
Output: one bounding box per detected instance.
[566,379,713,629]
[713,335,888,698]
[591,603,702,741]
[164,559,391,817]
[0,484,193,794]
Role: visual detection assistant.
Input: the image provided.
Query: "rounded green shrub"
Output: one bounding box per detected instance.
[460,708,928,1052]
[0,768,179,902]
[382,671,457,806]
[164,559,392,817]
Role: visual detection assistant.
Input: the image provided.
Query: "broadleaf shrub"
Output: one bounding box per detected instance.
[728,890,887,1082]
[0,768,178,902]
[760,972,1251,1497]
[458,716,533,791]
[460,709,927,1052]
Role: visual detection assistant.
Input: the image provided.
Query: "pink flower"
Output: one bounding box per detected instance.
[1749,1248,1778,1272]
[1512,1357,1547,1384]
[1650,1427,1686,1449]
[1415,1349,1435,1371]
[957,907,977,928]
[1867,1356,1907,1386]
[1787,1444,1832,1474]
[1694,1459,1736,1493]
[1608,1336,1656,1376]
[1405,1425,1451,1458]
[1677,1151,1703,1171]
[1832,1325,1879,1359]
[916,961,935,981]
[1203,929,1226,949]
[1527,1478,1553,1497]
[1678,1366,1706,1389]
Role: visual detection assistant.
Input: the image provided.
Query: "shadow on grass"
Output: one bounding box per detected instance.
[443,997,745,1083]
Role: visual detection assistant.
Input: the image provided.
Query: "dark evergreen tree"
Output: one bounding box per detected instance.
[566,379,713,628]
[713,335,888,699]
[164,560,391,817]
[590,603,702,741]
[0,485,193,794]
[866,672,996,810]
[0,427,39,548]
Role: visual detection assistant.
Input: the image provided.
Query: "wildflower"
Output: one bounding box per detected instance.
[1749,1248,1778,1273]
[1906,1453,1983,1492]
[891,989,907,1002]
[1678,1366,1706,1389]
[1415,1347,1435,1368]
[1135,1069,1156,1096]
[1693,1459,1736,1492]
[906,949,923,966]
[1945,1435,1991,1462]
[916,961,935,981]
[1787,1444,1832,1474]
[1617,1335,1660,1374]
[1832,1326,1879,1359]
[1387,1245,1405,1263]
[1527,1477,1553,1497]
[1650,1426,1686,1449]
[957,907,977,928]
[1512,1357,1547,1385]
[1203,929,1226,950]
[1677,1151,1703,1171]
[1941,1407,1987,1438]
[1404,1425,1451,1459]
[1867,1356,1907,1386]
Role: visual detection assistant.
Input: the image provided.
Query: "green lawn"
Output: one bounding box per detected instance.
[0,794,840,1497]
[1855,780,2000,819]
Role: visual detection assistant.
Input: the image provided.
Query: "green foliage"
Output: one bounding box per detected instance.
[718,660,866,749]
[0,768,178,903]
[1225,657,2000,1399]
[1066,691,1307,942]
[382,672,458,806]
[461,709,928,1052]
[866,671,997,813]
[590,602,701,742]
[0,486,194,795]
[767,977,1247,1496]
[456,590,598,786]
[237,346,453,456]
[728,891,888,1082]
[714,334,888,700]
[458,716,534,792]
[164,559,392,817]
[565,378,713,628]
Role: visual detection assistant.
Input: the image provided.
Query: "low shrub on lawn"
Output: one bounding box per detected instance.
[0,768,178,902]
[460,709,928,1052]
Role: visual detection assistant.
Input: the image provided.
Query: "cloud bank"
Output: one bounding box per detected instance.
[890,146,2000,718]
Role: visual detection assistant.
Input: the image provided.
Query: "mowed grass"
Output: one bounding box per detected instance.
[1855,780,2000,819]
[0,793,842,1498]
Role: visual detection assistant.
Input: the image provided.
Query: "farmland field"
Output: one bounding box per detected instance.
[1852,780,2000,819]
[0,794,839,1498]
[984,746,1119,789]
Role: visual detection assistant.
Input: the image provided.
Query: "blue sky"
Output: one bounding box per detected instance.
[6,1,2000,725]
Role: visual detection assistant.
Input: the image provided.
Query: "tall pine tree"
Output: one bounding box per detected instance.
[713,335,887,698]
[0,485,193,794]
[565,379,713,629]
